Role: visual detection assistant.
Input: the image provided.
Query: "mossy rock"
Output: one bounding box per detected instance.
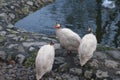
[7,29,19,34]
[0,35,6,43]
[0,0,2,8]
[24,50,37,67]
[97,45,114,51]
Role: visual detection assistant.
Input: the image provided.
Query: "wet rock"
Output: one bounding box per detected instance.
[27,1,33,6]
[15,54,25,64]
[0,51,6,61]
[69,68,82,75]
[7,24,14,28]
[84,70,93,79]
[105,60,118,69]
[96,70,109,78]
[106,50,120,60]
[42,0,54,3]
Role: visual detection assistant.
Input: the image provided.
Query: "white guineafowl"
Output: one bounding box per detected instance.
[55,23,81,54]
[35,42,55,80]
[78,28,97,66]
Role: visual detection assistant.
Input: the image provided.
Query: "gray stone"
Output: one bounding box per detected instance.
[27,1,33,6]
[0,51,6,60]
[58,63,69,72]
[19,37,25,41]
[15,54,25,64]
[54,43,61,49]
[41,36,57,42]
[106,50,120,60]
[69,68,82,75]
[9,13,15,19]
[2,3,8,6]
[55,57,65,65]
[0,13,7,18]
[0,31,6,36]
[7,34,16,37]
[62,74,79,80]
[7,24,14,28]
[84,70,93,79]
[12,37,19,41]
[6,29,19,34]
[0,35,5,43]
[0,76,5,80]
[96,70,109,78]
[116,71,120,75]
[10,6,15,9]
[105,60,118,69]
[17,45,25,52]
[22,42,47,47]
[48,78,54,80]
[29,47,35,51]
[89,59,99,68]
[7,44,18,49]
[0,25,3,30]
[93,51,107,59]
[26,39,34,41]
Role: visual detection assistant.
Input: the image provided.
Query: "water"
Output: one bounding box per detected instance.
[15,0,120,48]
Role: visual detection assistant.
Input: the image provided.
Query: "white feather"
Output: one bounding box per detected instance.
[78,33,97,66]
[56,28,81,51]
[102,0,115,9]
[35,44,55,80]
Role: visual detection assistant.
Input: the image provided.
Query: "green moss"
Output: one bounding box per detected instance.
[0,0,2,8]
[22,35,29,40]
[22,6,29,15]
[7,29,18,34]
[58,63,69,72]
[48,35,56,39]
[0,35,5,42]
[97,45,114,51]
[24,50,37,67]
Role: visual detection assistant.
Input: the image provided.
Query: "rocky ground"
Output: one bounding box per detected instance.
[0,0,120,80]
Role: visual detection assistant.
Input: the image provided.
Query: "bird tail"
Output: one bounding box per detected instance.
[36,74,43,80]
[80,55,92,66]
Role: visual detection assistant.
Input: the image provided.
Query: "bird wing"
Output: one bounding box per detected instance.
[61,28,81,46]
[79,33,97,56]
